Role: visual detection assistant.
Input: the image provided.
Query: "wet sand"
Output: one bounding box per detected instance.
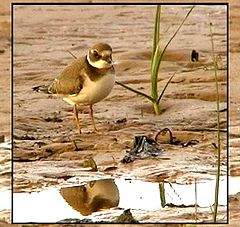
[0,0,239,225]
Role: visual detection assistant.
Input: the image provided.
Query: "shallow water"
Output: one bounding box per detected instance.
[0,140,11,150]
[0,190,11,211]
[11,176,240,223]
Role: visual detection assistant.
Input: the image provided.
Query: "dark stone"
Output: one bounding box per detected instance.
[191,50,199,62]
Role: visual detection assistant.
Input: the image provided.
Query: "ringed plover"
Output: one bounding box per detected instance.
[33,43,115,133]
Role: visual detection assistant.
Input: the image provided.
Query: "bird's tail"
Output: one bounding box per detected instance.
[32,85,50,94]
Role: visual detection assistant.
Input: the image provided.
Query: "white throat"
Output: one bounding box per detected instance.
[87,54,112,69]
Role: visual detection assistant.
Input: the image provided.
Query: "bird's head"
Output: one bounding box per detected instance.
[87,43,113,69]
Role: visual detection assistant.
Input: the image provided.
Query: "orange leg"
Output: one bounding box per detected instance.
[73,104,81,134]
[89,104,98,133]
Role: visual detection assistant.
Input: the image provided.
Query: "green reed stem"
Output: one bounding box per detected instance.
[209,22,221,223]
[151,6,161,114]
[159,182,166,208]
[194,178,198,222]
[151,6,195,115]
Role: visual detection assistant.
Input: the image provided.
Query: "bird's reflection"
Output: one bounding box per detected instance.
[60,179,119,216]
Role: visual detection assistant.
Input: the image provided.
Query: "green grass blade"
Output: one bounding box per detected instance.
[159,182,166,208]
[151,44,161,102]
[150,6,195,115]
[151,6,161,110]
[157,72,176,104]
[194,178,198,222]
[115,81,154,102]
[209,22,221,223]
[151,5,161,68]
[158,6,195,66]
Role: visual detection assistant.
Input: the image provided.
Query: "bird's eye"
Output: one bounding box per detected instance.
[93,50,100,58]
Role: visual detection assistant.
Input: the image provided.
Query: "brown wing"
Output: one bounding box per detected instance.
[48,58,86,95]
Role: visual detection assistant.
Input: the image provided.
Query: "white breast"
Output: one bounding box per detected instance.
[63,71,115,106]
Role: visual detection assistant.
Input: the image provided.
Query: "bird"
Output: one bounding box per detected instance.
[33,43,116,133]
